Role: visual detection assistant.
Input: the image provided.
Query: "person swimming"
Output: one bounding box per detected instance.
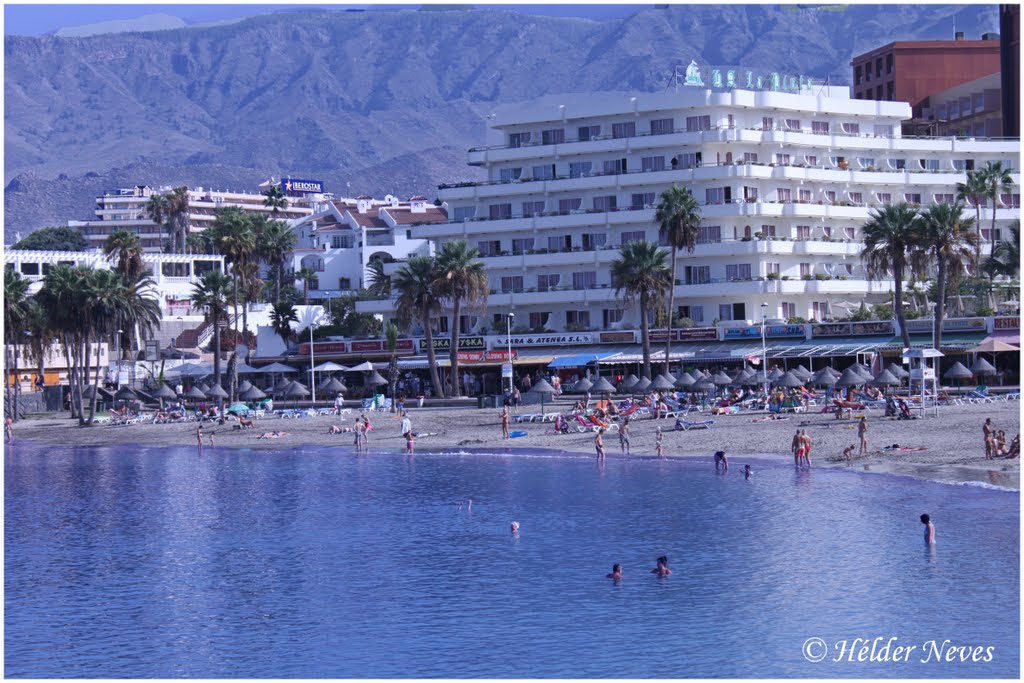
[650,556,672,576]
[510,521,520,535]
[744,464,752,479]
[606,563,622,580]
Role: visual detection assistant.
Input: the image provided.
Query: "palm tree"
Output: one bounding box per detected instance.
[861,202,921,349]
[212,206,256,398]
[118,272,163,363]
[956,169,988,271]
[987,219,1020,278]
[84,269,128,423]
[258,220,297,302]
[980,160,1014,271]
[655,185,701,375]
[263,185,289,216]
[22,297,56,394]
[167,186,191,253]
[611,240,672,380]
[186,229,217,256]
[269,301,299,350]
[914,202,977,349]
[191,271,233,407]
[385,322,400,412]
[146,193,170,250]
[38,265,88,420]
[103,229,145,283]
[433,241,489,398]
[365,258,391,298]
[297,266,318,305]
[393,256,445,399]
[4,270,30,421]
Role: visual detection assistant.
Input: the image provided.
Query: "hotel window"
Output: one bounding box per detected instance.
[620,231,646,246]
[842,122,860,135]
[678,152,702,168]
[566,310,591,327]
[631,192,656,209]
[855,65,862,84]
[803,155,817,167]
[642,156,666,172]
[849,192,863,204]
[582,233,607,250]
[776,188,792,202]
[611,121,636,138]
[338,277,352,290]
[572,271,597,289]
[1001,193,1021,208]
[823,226,833,239]
[677,305,703,323]
[531,164,556,180]
[19,262,39,276]
[919,159,940,171]
[522,201,545,217]
[798,190,811,203]
[548,235,571,251]
[933,194,954,205]
[726,263,752,280]
[488,203,512,219]
[796,225,811,240]
[743,152,758,163]
[842,263,854,276]
[743,186,758,202]
[578,125,601,141]
[762,116,774,131]
[477,239,501,256]
[761,224,777,237]
[650,118,674,135]
[524,312,548,330]
[888,158,906,170]
[973,92,985,112]
[697,226,721,244]
[537,273,561,291]
[876,193,892,204]
[686,115,712,131]
[800,263,812,278]
[603,158,627,174]
[512,238,535,254]
[705,187,729,204]
[812,302,828,321]
[508,132,531,148]
[981,228,1002,242]
[812,121,829,135]
[541,128,565,145]
[331,235,354,248]
[952,159,967,171]
[857,158,875,169]
[885,53,893,73]
[602,309,625,328]
[720,303,746,321]
[904,193,921,205]
[685,265,711,284]
[844,227,857,240]
[568,161,592,178]
[784,118,801,130]
[500,276,524,293]
[775,153,791,165]
[873,124,893,137]
[782,302,797,319]
[593,195,618,211]
[558,198,582,212]
[499,167,522,182]
[766,262,781,276]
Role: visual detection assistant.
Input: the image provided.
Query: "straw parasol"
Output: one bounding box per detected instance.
[650,374,676,391]
[767,367,784,381]
[240,385,267,401]
[730,369,752,386]
[114,386,139,401]
[365,370,389,386]
[886,362,909,379]
[943,362,973,381]
[274,377,293,395]
[152,383,177,400]
[237,379,253,393]
[712,371,733,386]
[676,372,697,389]
[205,384,229,399]
[870,369,901,389]
[811,369,838,386]
[744,371,767,386]
[772,371,805,388]
[791,365,813,382]
[183,386,207,400]
[632,376,652,392]
[970,357,997,377]
[590,376,616,397]
[620,374,639,390]
[571,377,593,393]
[528,377,557,413]
[835,368,865,388]
[283,381,310,397]
[321,377,347,395]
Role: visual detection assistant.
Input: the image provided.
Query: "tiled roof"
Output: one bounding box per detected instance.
[384,207,449,225]
[346,209,388,228]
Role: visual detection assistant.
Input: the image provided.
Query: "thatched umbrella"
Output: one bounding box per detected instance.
[767,367,784,381]
[183,385,207,403]
[197,382,211,394]
[274,377,293,395]
[366,370,389,386]
[205,384,229,400]
[571,377,593,393]
[886,362,909,379]
[591,376,616,399]
[621,374,639,390]
[855,367,875,383]
[660,371,677,385]
[712,371,733,386]
[528,377,557,414]
[237,379,253,394]
[971,357,997,377]
[650,375,675,391]
[870,369,901,395]
[772,371,805,388]
[240,385,267,401]
[811,369,838,387]
[633,376,652,393]
[835,368,864,388]
[943,362,973,392]
[283,381,309,408]
[675,372,697,390]
[744,371,767,387]
[730,369,752,386]
[114,386,138,402]
[152,383,177,400]
[321,377,347,395]
[791,365,813,382]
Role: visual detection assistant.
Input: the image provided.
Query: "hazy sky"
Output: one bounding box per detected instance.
[4,3,646,36]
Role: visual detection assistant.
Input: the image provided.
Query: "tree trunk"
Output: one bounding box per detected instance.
[934,254,946,350]
[893,259,912,349]
[990,198,998,274]
[89,334,103,424]
[640,290,652,380]
[231,277,240,401]
[274,263,282,303]
[423,314,444,399]
[975,204,982,273]
[13,344,22,422]
[448,295,462,398]
[4,344,11,423]
[213,309,223,416]
[664,244,678,376]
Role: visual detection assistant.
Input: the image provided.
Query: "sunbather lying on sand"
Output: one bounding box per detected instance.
[257,431,289,439]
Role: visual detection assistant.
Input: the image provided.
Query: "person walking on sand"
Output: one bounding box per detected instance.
[618,419,631,456]
[5,415,12,443]
[920,513,936,545]
[595,428,606,464]
[500,406,510,439]
[400,412,412,440]
[983,418,995,460]
[607,563,623,581]
[858,416,869,455]
[656,427,664,460]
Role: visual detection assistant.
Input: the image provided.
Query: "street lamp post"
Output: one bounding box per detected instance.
[760,303,769,395]
[116,328,123,388]
[310,320,316,405]
[507,312,515,394]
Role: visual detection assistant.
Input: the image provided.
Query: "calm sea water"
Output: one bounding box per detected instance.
[4,441,1019,678]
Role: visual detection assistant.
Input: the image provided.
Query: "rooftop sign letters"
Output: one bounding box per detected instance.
[679,63,815,94]
[994,316,1020,330]
[282,178,324,194]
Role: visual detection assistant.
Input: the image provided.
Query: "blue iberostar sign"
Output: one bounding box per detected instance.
[282,178,325,194]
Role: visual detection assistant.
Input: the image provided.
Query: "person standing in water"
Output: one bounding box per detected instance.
[595,428,606,464]
[196,424,204,453]
[920,513,936,545]
[655,427,664,460]
[354,420,364,452]
[714,450,729,473]
[744,464,752,479]
[618,418,631,456]
[858,416,869,455]
[650,556,672,576]
[500,406,510,439]
[800,430,812,469]
[791,429,802,467]
[606,563,623,581]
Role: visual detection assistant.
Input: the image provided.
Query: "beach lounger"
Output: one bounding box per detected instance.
[676,419,714,431]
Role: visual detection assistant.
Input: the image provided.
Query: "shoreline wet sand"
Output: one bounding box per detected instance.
[9,400,1020,489]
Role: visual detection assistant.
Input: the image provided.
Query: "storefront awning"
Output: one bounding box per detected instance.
[549,352,618,368]
[876,332,988,351]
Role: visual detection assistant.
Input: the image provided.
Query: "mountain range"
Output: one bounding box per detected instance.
[4,4,1000,240]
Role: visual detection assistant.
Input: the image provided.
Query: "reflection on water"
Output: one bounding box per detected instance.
[5,442,1020,678]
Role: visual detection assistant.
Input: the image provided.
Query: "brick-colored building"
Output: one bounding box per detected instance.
[851,35,1001,116]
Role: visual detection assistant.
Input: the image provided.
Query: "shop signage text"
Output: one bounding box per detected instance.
[994,316,1020,330]
[420,337,485,351]
[723,324,804,339]
[599,331,637,344]
[298,341,347,355]
[811,321,895,337]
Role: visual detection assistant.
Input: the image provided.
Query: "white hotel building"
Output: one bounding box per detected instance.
[362,86,1019,335]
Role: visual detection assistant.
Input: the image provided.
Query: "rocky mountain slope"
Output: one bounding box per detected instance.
[4,4,998,238]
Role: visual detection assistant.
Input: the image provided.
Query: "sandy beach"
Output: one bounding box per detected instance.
[10,399,1021,489]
